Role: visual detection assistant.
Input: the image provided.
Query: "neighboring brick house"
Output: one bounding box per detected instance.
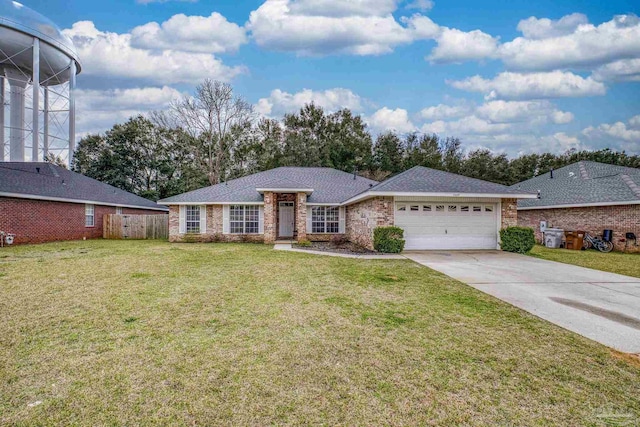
[159,166,536,251]
[0,162,168,245]
[512,161,640,252]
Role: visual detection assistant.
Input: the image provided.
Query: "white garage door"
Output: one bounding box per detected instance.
[395,202,498,250]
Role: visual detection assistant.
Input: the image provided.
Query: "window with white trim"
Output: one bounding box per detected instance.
[485,205,494,212]
[312,206,339,233]
[116,207,123,215]
[397,204,406,211]
[186,205,201,233]
[230,205,260,234]
[85,204,94,227]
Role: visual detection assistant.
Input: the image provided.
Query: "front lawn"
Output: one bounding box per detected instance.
[1,241,639,426]
[530,245,640,278]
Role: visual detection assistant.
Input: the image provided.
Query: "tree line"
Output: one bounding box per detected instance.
[71,79,640,201]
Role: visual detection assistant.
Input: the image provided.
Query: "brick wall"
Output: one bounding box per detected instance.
[0,196,165,245]
[263,193,276,244]
[168,205,264,243]
[296,192,307,242]
[345,197,394,250]
[501,198,518,229]
[518,204,640,253]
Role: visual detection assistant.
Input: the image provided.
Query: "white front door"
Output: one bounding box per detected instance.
[395,202,498,250]
[279,202,295,238]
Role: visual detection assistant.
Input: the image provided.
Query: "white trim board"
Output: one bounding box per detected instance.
[0,191,168,211]
[518,200,640,210]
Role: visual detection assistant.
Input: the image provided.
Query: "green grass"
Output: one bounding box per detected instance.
[0,240,639,426]
[530,245,640,278]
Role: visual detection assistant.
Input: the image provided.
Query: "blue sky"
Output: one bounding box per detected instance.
[25,0,640,156]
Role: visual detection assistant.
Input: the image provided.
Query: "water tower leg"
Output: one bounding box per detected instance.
[6,69,27,162]
[32,38,40,162]
[68,61,76,166]
[0,77,4,162]
[43,87,49,159]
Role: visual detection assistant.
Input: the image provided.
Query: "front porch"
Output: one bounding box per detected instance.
[263,191,308,244]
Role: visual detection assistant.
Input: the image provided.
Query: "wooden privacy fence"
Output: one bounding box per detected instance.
[103,214,169,240]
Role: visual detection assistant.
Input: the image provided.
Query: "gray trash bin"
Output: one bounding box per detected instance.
[544,228,564,248]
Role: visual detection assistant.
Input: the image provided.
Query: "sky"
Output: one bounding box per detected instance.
[24,0,640,156]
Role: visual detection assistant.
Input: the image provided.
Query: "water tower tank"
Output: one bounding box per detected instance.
[0,0,81,163]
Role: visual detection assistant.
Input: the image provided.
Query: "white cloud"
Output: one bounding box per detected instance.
[499,14,640,71]
[583,117,640,143]
[592,58,640,82]
[428,27,499,63]
[448,71,606,100]
[246,0,436,56]
[137,0,196,4]
[255,88,363,116]
[516,13,588,39]
[368,107,415,133]
[405,0,434,11]
[421,115,510,136]
[419,103,471,120]
[288,0,399,17]
[63,21,245,85]
[130,13,247,53]
[629,115,640,128]
[75,86,181,136]
[474,100,573,124]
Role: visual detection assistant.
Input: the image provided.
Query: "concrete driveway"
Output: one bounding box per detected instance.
[404,250,640,354]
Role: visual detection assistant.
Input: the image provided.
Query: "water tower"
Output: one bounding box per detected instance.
[0,0,81,164]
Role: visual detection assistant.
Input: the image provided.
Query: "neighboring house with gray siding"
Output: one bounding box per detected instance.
[159,166,536,251]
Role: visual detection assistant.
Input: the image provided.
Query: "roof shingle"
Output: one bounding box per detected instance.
[511,161,640,208]
[0,162,167,211]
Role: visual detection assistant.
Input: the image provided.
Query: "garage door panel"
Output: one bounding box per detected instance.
[395,201,498,250]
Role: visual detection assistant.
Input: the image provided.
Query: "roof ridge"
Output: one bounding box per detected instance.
[621,174,640,199]
[578,161,589,180]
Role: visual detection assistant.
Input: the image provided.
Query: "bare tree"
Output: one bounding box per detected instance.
[166,79,254,185]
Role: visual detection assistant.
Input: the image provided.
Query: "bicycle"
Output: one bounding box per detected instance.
[582,232,614,253]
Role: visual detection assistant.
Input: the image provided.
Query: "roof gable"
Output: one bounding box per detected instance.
[369,166,528,195]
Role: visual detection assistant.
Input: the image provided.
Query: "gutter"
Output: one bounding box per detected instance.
[518,200,640,210]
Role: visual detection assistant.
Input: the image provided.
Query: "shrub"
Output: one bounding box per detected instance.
[373,226,405,253]
[297,239,312,247]
[331,234,348,246]
[500,227,535,254]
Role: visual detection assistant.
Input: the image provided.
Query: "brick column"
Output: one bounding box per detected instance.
[263,191,276,244]
[296,192,307,242]
[501,198,518,229]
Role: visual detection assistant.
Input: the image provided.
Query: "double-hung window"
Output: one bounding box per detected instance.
[185,205,201,233]
[85,204,95,227]
[311,206,339,233]
[230,205,260,234]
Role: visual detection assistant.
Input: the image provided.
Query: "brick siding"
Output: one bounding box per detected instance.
[500,198,518,229]
[345,197,394,250]
[518,204,640,253]
[168,205,264,243]
[0,196,165,245]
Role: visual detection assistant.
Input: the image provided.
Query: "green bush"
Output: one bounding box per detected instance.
[297,239,312,247]
[374,226,405,253]
[500,226,535,254]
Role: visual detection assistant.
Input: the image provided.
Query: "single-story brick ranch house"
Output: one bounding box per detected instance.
[0,162,168,245]
[158,166,537,250]
[513,161,640,252]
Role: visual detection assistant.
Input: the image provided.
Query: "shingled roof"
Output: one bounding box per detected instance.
[366,166,533,196]
[0,162,167,211]
[158,167,378,205]
[511,161,640,209]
